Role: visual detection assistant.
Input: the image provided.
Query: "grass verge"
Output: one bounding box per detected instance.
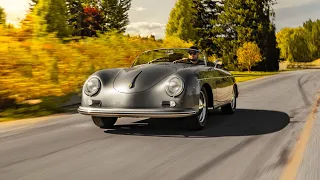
[0,104,79,123]
[0,95,79,123]
[231,71,279,83]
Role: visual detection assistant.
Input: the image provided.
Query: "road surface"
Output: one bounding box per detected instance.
[1,69,320,180]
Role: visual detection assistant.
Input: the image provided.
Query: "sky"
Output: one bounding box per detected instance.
[0,0,320,39]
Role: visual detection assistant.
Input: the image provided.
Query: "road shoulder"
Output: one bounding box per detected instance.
[280,93,320,180]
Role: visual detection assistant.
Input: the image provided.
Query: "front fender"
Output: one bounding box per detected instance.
[90,68,124,86]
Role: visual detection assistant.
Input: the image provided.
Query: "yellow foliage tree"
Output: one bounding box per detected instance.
[0,27,193,104]
[236,42,262,72]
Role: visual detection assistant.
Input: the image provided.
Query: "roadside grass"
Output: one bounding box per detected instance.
[0,104,79,123]
[231,71,279,83]
[0,71,279,122]
[0,105,56,122]
[0,95,79,123]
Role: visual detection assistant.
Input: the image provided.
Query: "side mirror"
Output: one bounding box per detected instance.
[214,59,223,68]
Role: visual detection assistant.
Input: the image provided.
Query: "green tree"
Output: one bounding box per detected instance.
[237,42,262,72]
[165,0,196,41]
[309,20,320,59]
[302,19,320,61]
[28,0,70,37]
[277,19,320,63]
[209,0,279,71]
[276,27,310,62]
[191,0,220,56]
[301,19,320,61]
[263,23,280,71]
[0,7,6,25]
[66,0,87,37]
[210,0,243,67]
[276,27,295,61]
[290,27,310,62]
[46,0,71,37]
[30,0,50,37]
[101,0,131,33]
[303,19,314,32]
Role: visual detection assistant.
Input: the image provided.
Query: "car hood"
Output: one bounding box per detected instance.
[113,63,180,93]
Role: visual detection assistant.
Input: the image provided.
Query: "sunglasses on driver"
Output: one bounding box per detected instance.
[188,51,198,55]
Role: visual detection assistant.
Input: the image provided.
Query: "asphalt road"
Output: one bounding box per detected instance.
[1,69,320,180]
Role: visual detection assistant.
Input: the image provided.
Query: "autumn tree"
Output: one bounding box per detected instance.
[237,42,262,72]
[82,6,104,36]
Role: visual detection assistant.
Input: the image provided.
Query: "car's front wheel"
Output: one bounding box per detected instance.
[185,86,209,131]
[92,116,118,129]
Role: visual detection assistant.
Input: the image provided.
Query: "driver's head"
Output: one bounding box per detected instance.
[188,46,200,63]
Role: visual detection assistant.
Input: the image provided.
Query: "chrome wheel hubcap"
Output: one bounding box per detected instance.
[198,91,207,123]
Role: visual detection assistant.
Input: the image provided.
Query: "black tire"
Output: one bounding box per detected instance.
[221,86,236,114]
[185,86,209,131]
[92,116,118,129]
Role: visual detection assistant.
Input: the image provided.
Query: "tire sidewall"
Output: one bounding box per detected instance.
[196,86,209,127]
[231,86,237,112]
[92,116,118,129]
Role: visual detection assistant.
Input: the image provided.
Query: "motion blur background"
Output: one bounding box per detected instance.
[0,0,319,121]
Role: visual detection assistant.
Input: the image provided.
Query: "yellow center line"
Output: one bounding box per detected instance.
[279,94,320,180]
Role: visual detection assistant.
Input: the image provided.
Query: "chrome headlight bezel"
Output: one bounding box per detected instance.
[165,76,185,97]
[84,77,101,97]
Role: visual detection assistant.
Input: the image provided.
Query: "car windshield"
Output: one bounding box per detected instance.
[132,48,206,67]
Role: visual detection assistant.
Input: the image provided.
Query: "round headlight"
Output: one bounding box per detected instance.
[165,77,184,97]
[84,77,101,96]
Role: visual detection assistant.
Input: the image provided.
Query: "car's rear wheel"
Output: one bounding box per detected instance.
[92,116,118,129]
[221,86,236,114]
[185,86,209,131]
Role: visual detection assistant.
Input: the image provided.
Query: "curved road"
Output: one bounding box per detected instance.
[1,69,320,180]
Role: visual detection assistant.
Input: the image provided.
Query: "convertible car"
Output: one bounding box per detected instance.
[78,48,239,130]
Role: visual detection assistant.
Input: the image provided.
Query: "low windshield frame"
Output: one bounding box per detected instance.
[131,48,208,67]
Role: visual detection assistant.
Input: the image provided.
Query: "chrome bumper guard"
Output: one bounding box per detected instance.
[77,106,197,118]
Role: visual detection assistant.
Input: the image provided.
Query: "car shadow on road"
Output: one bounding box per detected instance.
[104,109,290,138]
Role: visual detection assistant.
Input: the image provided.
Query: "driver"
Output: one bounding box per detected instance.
[174,46,200,64]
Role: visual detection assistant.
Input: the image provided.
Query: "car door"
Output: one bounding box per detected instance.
[216,68,234,104]
[197,62,218,107]
[209,67,220,107]
[212,68,226,106]
[205,62,220,107]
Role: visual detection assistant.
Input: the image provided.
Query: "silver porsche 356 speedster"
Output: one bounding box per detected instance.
[78,47,239,130]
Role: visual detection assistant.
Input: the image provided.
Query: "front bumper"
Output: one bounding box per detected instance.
[77,106,197,118]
